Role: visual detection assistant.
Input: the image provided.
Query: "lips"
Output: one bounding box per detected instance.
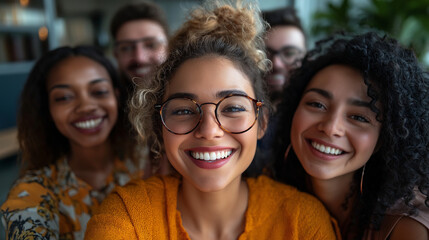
[74,117,103,129]
[266,73,285,87]
[187,147,234,169]
[310,141,343,155]
[191,150,233,161]
[72,116,105,133]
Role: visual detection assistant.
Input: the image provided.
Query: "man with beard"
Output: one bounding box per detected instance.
[246,7,306,177]
[263,7,306,108]
[110,1,170,176]
[110,1,169,95]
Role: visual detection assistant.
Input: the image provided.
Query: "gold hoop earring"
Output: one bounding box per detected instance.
[284,144,292,160]
[360,164,366,195]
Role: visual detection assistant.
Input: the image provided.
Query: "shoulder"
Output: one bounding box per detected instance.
[113,175,179,197]
[371,188,429,239]
[245,176,336,238]
[388,216,429,240]
[101,175,180,212]
[2,164,59,210]
[86,175,180,239]
[1,165,61,240]
[247,175,325,207]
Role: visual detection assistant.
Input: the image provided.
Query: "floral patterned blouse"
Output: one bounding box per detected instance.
[1,158,143,240]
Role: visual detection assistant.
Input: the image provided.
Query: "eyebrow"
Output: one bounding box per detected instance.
[304,88,372,108]
[165,89,249,102]
[48,78,108,93]
[115,37,165,45]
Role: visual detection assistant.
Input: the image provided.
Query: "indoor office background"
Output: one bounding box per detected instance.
[0,0,428,238]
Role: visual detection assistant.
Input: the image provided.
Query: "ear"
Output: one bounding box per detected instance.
[257,108,269,139]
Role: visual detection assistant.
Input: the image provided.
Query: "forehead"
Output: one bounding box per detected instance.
[265,25,306,50]
[46,56,111,88]
[306,64,369,100]
[115,19,167,41]
[164,56,254,100]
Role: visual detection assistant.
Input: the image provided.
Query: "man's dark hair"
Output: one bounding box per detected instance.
[262,7,304,33]
[110,1,169,39]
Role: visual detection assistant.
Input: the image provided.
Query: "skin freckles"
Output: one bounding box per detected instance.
[162,56,265,193]
[291,64,381,182]
[47,56,118,150]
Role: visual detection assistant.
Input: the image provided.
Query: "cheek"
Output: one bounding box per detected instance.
[237,129,259,159]
[291,107,308,138]
[49,105,69,134]
[162,129,180,159]
[107,98,119,121]
[351,129,380,161]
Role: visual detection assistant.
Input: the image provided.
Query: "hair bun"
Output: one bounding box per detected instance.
[212,5,256,42]
[170,0,269,73]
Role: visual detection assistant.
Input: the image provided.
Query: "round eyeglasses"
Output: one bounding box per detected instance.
[266,46,305,66]
[155,94,263,135]
[114,37,166,57]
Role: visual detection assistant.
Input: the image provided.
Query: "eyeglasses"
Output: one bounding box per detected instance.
[266,46,305,66]
[155,94,263,135]
[114,37,166,56]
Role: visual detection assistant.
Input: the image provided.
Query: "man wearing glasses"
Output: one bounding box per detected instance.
[109,1,170,176]
[263,7,306,108]
[110,1,169,90]
[248,7,307,177]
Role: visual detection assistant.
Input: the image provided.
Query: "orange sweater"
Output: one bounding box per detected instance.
[85,175,336,239]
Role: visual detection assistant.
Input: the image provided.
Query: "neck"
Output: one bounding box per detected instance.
[178,176,248,240]
[309,173,356,229]
[68,140,115,190]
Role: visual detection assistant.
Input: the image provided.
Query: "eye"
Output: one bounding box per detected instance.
[350,115,370,123]
[54,95,74,102]
[306,101,326,110]
[173,108,195,115]
[222,104,247,113]
[118,44,134,53]
[92,89,110,97]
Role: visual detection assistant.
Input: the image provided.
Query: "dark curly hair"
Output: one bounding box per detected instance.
[261,6,306,46]
[271,32,429,238]
[110,1,169,40]
[17,46,137,174]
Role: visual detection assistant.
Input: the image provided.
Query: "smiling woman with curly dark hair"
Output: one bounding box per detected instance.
[271,32,429,239]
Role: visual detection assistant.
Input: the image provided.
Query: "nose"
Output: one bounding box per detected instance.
[133,43,151,63]
[271,55,286,71]
[318,111,345,137]
[193,104,224,140]
[75,93,97,114]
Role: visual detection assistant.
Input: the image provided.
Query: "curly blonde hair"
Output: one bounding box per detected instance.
[129,0,271,168]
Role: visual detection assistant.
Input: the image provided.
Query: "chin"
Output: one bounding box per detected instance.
[190,176,232,193]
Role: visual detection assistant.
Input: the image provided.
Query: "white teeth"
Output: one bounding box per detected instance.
[74,118,103,129]
[136,66,152,75]
[311,141,343,155]
[191,150,233,161]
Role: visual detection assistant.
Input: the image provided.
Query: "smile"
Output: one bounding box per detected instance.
[190,150,233,161]
[311,141,343,155]
[74,118,103,129]
[135,66,152,75]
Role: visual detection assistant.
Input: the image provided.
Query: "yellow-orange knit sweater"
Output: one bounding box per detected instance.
[85,175,336,239]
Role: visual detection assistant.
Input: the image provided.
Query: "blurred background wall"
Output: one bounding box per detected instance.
[0,0,428,238]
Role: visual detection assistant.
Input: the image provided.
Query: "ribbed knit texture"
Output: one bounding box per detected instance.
[85,175,336,239]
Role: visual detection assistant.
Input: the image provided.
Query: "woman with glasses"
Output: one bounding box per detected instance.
[271,32,429,239]
[85,1,336,239]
